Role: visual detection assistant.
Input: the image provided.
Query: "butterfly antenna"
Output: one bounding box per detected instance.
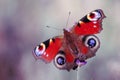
[46,26,62,30]
[66,11,71,27]
[45,11,71,30]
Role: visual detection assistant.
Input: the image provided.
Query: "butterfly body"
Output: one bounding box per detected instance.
[33,9,106,71]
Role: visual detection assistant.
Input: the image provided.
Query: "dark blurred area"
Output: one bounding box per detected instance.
[0,0,37,80]
[0,19,23,80]
[0,0,120,80]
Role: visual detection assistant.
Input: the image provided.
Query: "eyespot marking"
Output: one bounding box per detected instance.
[83,35,100,49]
[87,11,101,21]
[34,43,46,57]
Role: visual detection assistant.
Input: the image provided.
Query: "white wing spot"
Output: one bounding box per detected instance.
[93,25,97,28]
[46,54,49,57]
[44,52,46,55]
[93,21,97,24]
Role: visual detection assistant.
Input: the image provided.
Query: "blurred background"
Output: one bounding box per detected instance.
[0,0,120,80]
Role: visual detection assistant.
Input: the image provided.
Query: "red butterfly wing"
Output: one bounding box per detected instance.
[71,9,106,35]
[33,36,63,63]
[53,48,75,71]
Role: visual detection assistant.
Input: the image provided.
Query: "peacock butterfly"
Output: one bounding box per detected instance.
[33,9,106,71]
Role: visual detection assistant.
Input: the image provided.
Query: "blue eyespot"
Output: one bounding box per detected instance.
[54,51,66,69]
[84,35,100,50]
[57,56,65,65]
[87,38,96,48]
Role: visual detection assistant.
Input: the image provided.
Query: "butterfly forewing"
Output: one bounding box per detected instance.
[71,9,106,35]
[33,36,63,63]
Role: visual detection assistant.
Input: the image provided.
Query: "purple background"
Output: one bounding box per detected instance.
[0,0,120,80]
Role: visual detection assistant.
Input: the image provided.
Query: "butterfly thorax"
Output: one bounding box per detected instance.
[63,29,87,60]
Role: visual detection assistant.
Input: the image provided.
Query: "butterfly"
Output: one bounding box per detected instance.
[33,9,106,71]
